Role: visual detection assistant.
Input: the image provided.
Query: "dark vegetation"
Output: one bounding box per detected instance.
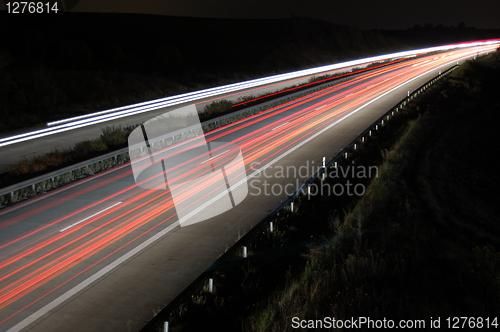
[1,14,497,137]
[384,23,500,48]
[0,56,406,190]
[0,64,365,189]
[4,125,136,178]
[145,50,500,331]
[0,64,358,189]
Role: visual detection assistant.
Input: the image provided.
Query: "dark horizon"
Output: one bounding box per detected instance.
[1,0,500,31]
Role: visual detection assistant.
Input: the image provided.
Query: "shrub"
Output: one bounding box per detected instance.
[73,139,108,157]
[202,99,233,118]
[37,150,69,167]
[101,125,127,147]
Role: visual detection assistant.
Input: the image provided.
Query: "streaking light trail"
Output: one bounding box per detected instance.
[0,40,498,148]
[0,43,499,332]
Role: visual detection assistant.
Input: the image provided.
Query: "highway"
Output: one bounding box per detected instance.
[0,60,370,173]
[0,43,498,332]
[0,40,497,173]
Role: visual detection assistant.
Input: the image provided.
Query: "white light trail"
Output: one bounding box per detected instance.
[0,39,498,149]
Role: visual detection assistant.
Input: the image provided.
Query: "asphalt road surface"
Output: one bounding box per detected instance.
[0,44,497,332]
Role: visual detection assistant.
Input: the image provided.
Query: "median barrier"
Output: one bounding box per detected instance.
[0,72,364,208]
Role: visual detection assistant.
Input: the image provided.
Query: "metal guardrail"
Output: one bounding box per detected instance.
[0,70,365,208]
[0,149,131,204]
[280,65,459,209]
[265,65,459,218]
[139,64,459,332]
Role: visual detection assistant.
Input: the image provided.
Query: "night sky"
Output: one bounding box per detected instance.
[66,0,500,30]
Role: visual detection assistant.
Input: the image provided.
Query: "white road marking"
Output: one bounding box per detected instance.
[59,202,123,232]
[271,122,289,131]
[7,220,181,332]
[200,150,230,165]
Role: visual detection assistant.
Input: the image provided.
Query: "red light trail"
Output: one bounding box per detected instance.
[0,43,497,329]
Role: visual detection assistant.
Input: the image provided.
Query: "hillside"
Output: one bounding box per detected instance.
[1,13,498,135]
[0,13,401,133]
[382,24,500,48]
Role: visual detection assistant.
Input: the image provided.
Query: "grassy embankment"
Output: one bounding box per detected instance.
[148,49,500,331]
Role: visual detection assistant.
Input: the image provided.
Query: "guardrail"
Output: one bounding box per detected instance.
[0,149,131,207]
[138,64,459,332]
[0,71,364,208]
[273,65,459,215]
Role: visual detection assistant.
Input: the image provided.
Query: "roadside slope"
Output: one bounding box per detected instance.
[245,50,500,330]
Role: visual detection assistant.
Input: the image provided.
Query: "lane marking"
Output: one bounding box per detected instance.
[271,122,289,131]
[59,202,123,232]
[199,150,230,165]
[7,220,181,332]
